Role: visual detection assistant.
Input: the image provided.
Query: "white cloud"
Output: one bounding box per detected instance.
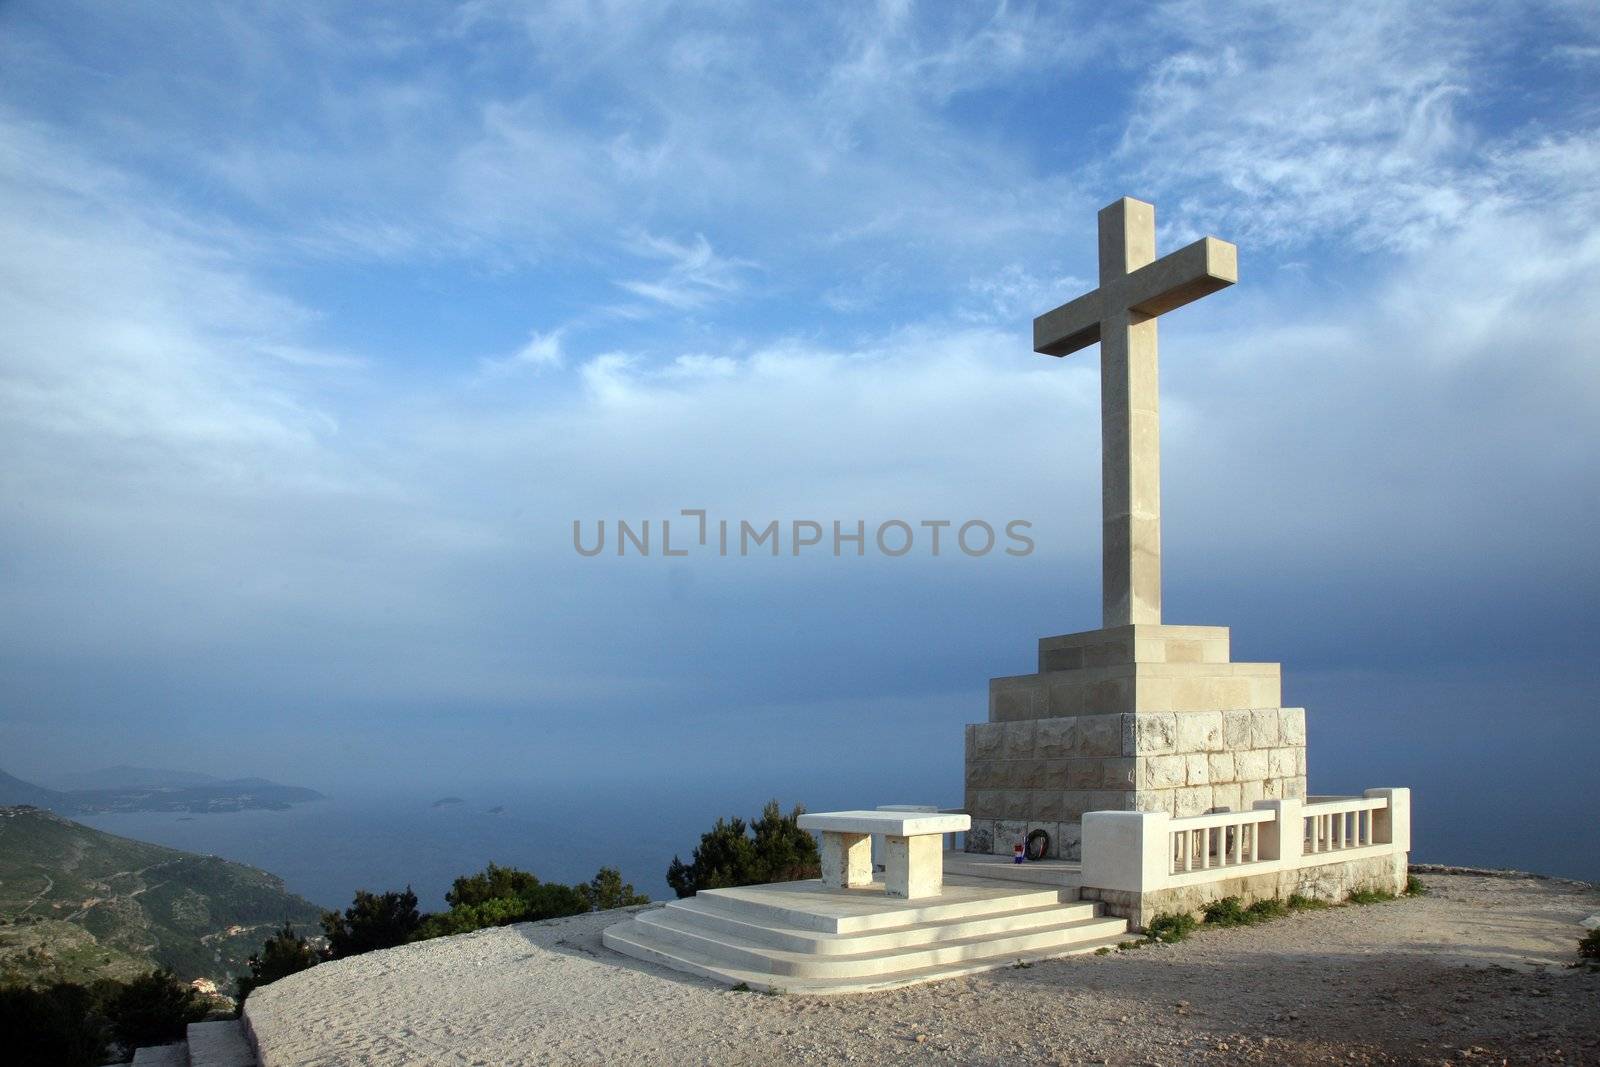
[615,232,753,311]
[1117,0,1600,252]
[478,329,566,377]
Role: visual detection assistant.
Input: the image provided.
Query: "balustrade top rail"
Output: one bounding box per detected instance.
[1304,795,1388,815]
[1168,808,1277,831]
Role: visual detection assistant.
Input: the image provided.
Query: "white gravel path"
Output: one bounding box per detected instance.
[245,872,1600,1065]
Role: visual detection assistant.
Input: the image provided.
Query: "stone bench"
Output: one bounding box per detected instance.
[797,810,971,900]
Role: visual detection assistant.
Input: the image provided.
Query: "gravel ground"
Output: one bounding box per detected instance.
[246,872,1600,1066]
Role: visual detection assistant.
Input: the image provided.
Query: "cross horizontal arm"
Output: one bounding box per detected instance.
[1033,289,1102,357]
[1033,237,1237,359]
[1122,236,1237,319]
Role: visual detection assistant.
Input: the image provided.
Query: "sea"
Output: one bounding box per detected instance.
[77,767,1599,914]
[76,780,833,910]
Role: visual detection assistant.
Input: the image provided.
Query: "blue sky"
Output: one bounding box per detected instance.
[1,2,1598,874]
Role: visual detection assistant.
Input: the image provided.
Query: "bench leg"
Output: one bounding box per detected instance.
[819,831,872,890]
[883,834,942,899]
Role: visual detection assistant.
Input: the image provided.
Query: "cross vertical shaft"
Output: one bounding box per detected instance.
[1098,199,1161,627]
[1033,196,1236,630]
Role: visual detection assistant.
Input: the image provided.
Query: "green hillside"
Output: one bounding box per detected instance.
[0,806,322,988]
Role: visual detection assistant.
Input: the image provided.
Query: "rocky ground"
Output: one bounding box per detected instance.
[245,870,1600,1066]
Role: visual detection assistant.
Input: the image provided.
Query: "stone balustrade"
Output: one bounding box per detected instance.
[1302,794,1389,855]
[1168,807,1276,874]
[1078,788,1411,926]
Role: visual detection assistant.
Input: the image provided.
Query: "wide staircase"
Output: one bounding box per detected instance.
[131,1018,255,1066]
[603,871,1127,994]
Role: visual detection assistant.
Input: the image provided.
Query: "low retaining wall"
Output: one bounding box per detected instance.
[1081,851,1407,928]
[1077,788,1411,929]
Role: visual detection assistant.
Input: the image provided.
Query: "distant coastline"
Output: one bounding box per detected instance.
[0,766,324,817]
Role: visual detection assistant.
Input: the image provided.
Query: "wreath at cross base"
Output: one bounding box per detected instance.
[1024,827,1050,861]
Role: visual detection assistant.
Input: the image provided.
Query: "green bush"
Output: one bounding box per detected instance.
[749,801,822,884]
[1246,897,1287,922]
[0,981,109,1067]
[1201,896,1249,926]
[412,863,637,941]
[578,867,649,911]
[1346,887,1397,905]
[235,923,319,1005]
[667,800,820,898]
[445,863,542,909]
[1202,895,1291,927]
[1579,928,1600,960]
[103,969,207,1050]
[322,888,422,959]
[1144,911,1197,943]
[1404,874,1428,896]
[1286,893,1331,911]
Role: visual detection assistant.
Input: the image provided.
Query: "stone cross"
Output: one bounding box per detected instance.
[1034,197,1237,629]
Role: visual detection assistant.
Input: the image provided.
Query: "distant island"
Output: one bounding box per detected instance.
[0,765,324,816]
[431,796,465,808]
[0,805,322,987]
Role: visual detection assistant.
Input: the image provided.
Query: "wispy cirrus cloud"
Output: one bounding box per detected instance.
[615,233,754,311]
[1116,0,1600,252]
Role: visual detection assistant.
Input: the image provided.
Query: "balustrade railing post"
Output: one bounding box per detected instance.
[1082,810,1171,899]
[1251,797,1302,864]
[1364,788,1410,851]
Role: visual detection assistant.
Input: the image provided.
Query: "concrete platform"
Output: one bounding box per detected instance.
[944,849,1084,887]
[602,873,1127,994]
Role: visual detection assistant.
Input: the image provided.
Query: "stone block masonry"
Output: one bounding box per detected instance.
[963,624,1307,859]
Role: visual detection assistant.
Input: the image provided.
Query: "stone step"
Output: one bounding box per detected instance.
[603,915,1129,995]
[186,1019,255,1067]
[635,905,1126,979]
[693,878,1066,933]
[131,1043,188,1066]
[664,894,1101,955]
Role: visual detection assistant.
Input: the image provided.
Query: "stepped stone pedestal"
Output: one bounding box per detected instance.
[601,869,1126,994]
[964,624,1308,860]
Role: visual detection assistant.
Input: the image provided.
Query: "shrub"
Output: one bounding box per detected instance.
[1246,897,1287,922]
[1579,928,1600,960]
[1144,911,1197,943]
[749,801,822,884]
[1404,874,1428,896]
[446,863,542,909]
[667,800,820,898]
[1202,896,1249,926]
[1202,895,1291,927]
[322,888,422,959]
[1346,888,1397,905]
[413,864,604,941]
[0,981,109,1067]
[235,923,319,1005]
[500,881,589,923]
[1287,893,1331,911]
[668,817,757,897]
[578,867,649,911]
[103,969,208,1050]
